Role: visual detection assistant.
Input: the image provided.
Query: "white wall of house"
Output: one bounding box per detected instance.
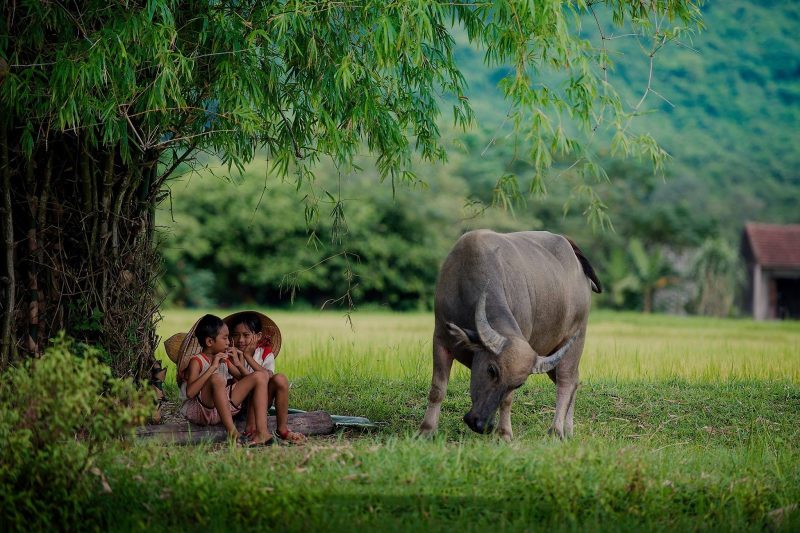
[753,264,768,320]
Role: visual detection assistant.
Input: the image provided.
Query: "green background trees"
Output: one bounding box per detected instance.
[1,0,703,376]
[163,2,800,315]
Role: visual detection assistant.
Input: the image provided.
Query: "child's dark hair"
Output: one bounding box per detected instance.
[194,314,225,347]
[228,312,262,334]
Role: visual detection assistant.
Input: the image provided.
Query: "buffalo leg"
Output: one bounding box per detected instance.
[419,339,454,436]
[564,386,578,438]
[548,330,586,439]
[548,382,577,439]
[497,389,515,441]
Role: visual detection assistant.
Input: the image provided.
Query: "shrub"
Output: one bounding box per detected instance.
[0,335,151,528]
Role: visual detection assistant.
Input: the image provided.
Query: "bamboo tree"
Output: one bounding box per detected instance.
[0,125,13,366]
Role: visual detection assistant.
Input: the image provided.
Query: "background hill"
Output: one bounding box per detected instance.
[456,0,800,230]
[158,1,800,314]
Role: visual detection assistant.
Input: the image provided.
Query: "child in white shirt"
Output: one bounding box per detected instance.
[226,311,306,444]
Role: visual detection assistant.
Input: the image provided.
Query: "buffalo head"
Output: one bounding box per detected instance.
[447,292,576,434]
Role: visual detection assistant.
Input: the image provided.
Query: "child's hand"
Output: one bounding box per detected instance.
[228,347,244,367]
[212,352,228,369]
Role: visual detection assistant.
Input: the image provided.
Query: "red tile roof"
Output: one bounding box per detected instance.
[744,223,800,269]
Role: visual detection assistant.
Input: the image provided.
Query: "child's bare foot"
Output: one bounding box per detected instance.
[246,431,274,447]
[276,427,307,444]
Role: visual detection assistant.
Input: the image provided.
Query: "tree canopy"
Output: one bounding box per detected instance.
[1,0,703,376]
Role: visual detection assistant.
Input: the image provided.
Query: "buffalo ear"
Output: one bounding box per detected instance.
[446,323,483,351]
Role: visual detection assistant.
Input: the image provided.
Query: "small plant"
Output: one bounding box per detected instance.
[0,334,151,528]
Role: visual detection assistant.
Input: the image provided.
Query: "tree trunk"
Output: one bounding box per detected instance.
[0,125,14,367]
[2,129,163,379]
[643,288,653,314]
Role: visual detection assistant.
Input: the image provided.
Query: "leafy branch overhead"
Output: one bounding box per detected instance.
[3,0,703,207]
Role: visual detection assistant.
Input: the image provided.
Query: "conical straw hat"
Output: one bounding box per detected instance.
[223,310,282,357]
[175,318,204,381]
[163,332,187,364]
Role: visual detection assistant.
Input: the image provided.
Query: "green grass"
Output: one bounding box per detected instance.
[99,310,800,531]
[96,434,799,531]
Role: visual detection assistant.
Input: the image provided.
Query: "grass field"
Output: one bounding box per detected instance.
[95,310,799,531]
[156,309,800,385]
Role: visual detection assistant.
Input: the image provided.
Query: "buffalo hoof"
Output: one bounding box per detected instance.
[496,429,513,442]
[417,427,436,439]
[547,426,566,440]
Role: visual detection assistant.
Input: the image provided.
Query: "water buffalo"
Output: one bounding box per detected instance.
[419,230,601,440]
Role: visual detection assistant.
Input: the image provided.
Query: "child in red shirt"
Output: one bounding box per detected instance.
[179,314,272,445]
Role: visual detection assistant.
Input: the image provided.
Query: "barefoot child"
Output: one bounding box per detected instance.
[177,314,272,445]
[225,311,306,444]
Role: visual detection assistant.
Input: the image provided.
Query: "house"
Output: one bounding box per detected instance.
[741,222,800,320]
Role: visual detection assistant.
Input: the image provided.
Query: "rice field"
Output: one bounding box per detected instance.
[156,309,800,385]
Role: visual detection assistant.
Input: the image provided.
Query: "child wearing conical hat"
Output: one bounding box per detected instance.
[225,311,306,444]
[177,314,273,445]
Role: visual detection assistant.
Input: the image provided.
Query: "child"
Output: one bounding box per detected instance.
[225,311,306,444]
[178,314,272,445]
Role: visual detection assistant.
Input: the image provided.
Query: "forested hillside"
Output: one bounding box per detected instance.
[158,1,799,313]
[457,0,800,229]
[625,0,799,225]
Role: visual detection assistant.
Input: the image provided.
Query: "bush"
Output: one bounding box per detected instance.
[0,335,151,528]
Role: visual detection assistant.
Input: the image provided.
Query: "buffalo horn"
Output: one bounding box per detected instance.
[475,292,507,355]
[530,333,578,374]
